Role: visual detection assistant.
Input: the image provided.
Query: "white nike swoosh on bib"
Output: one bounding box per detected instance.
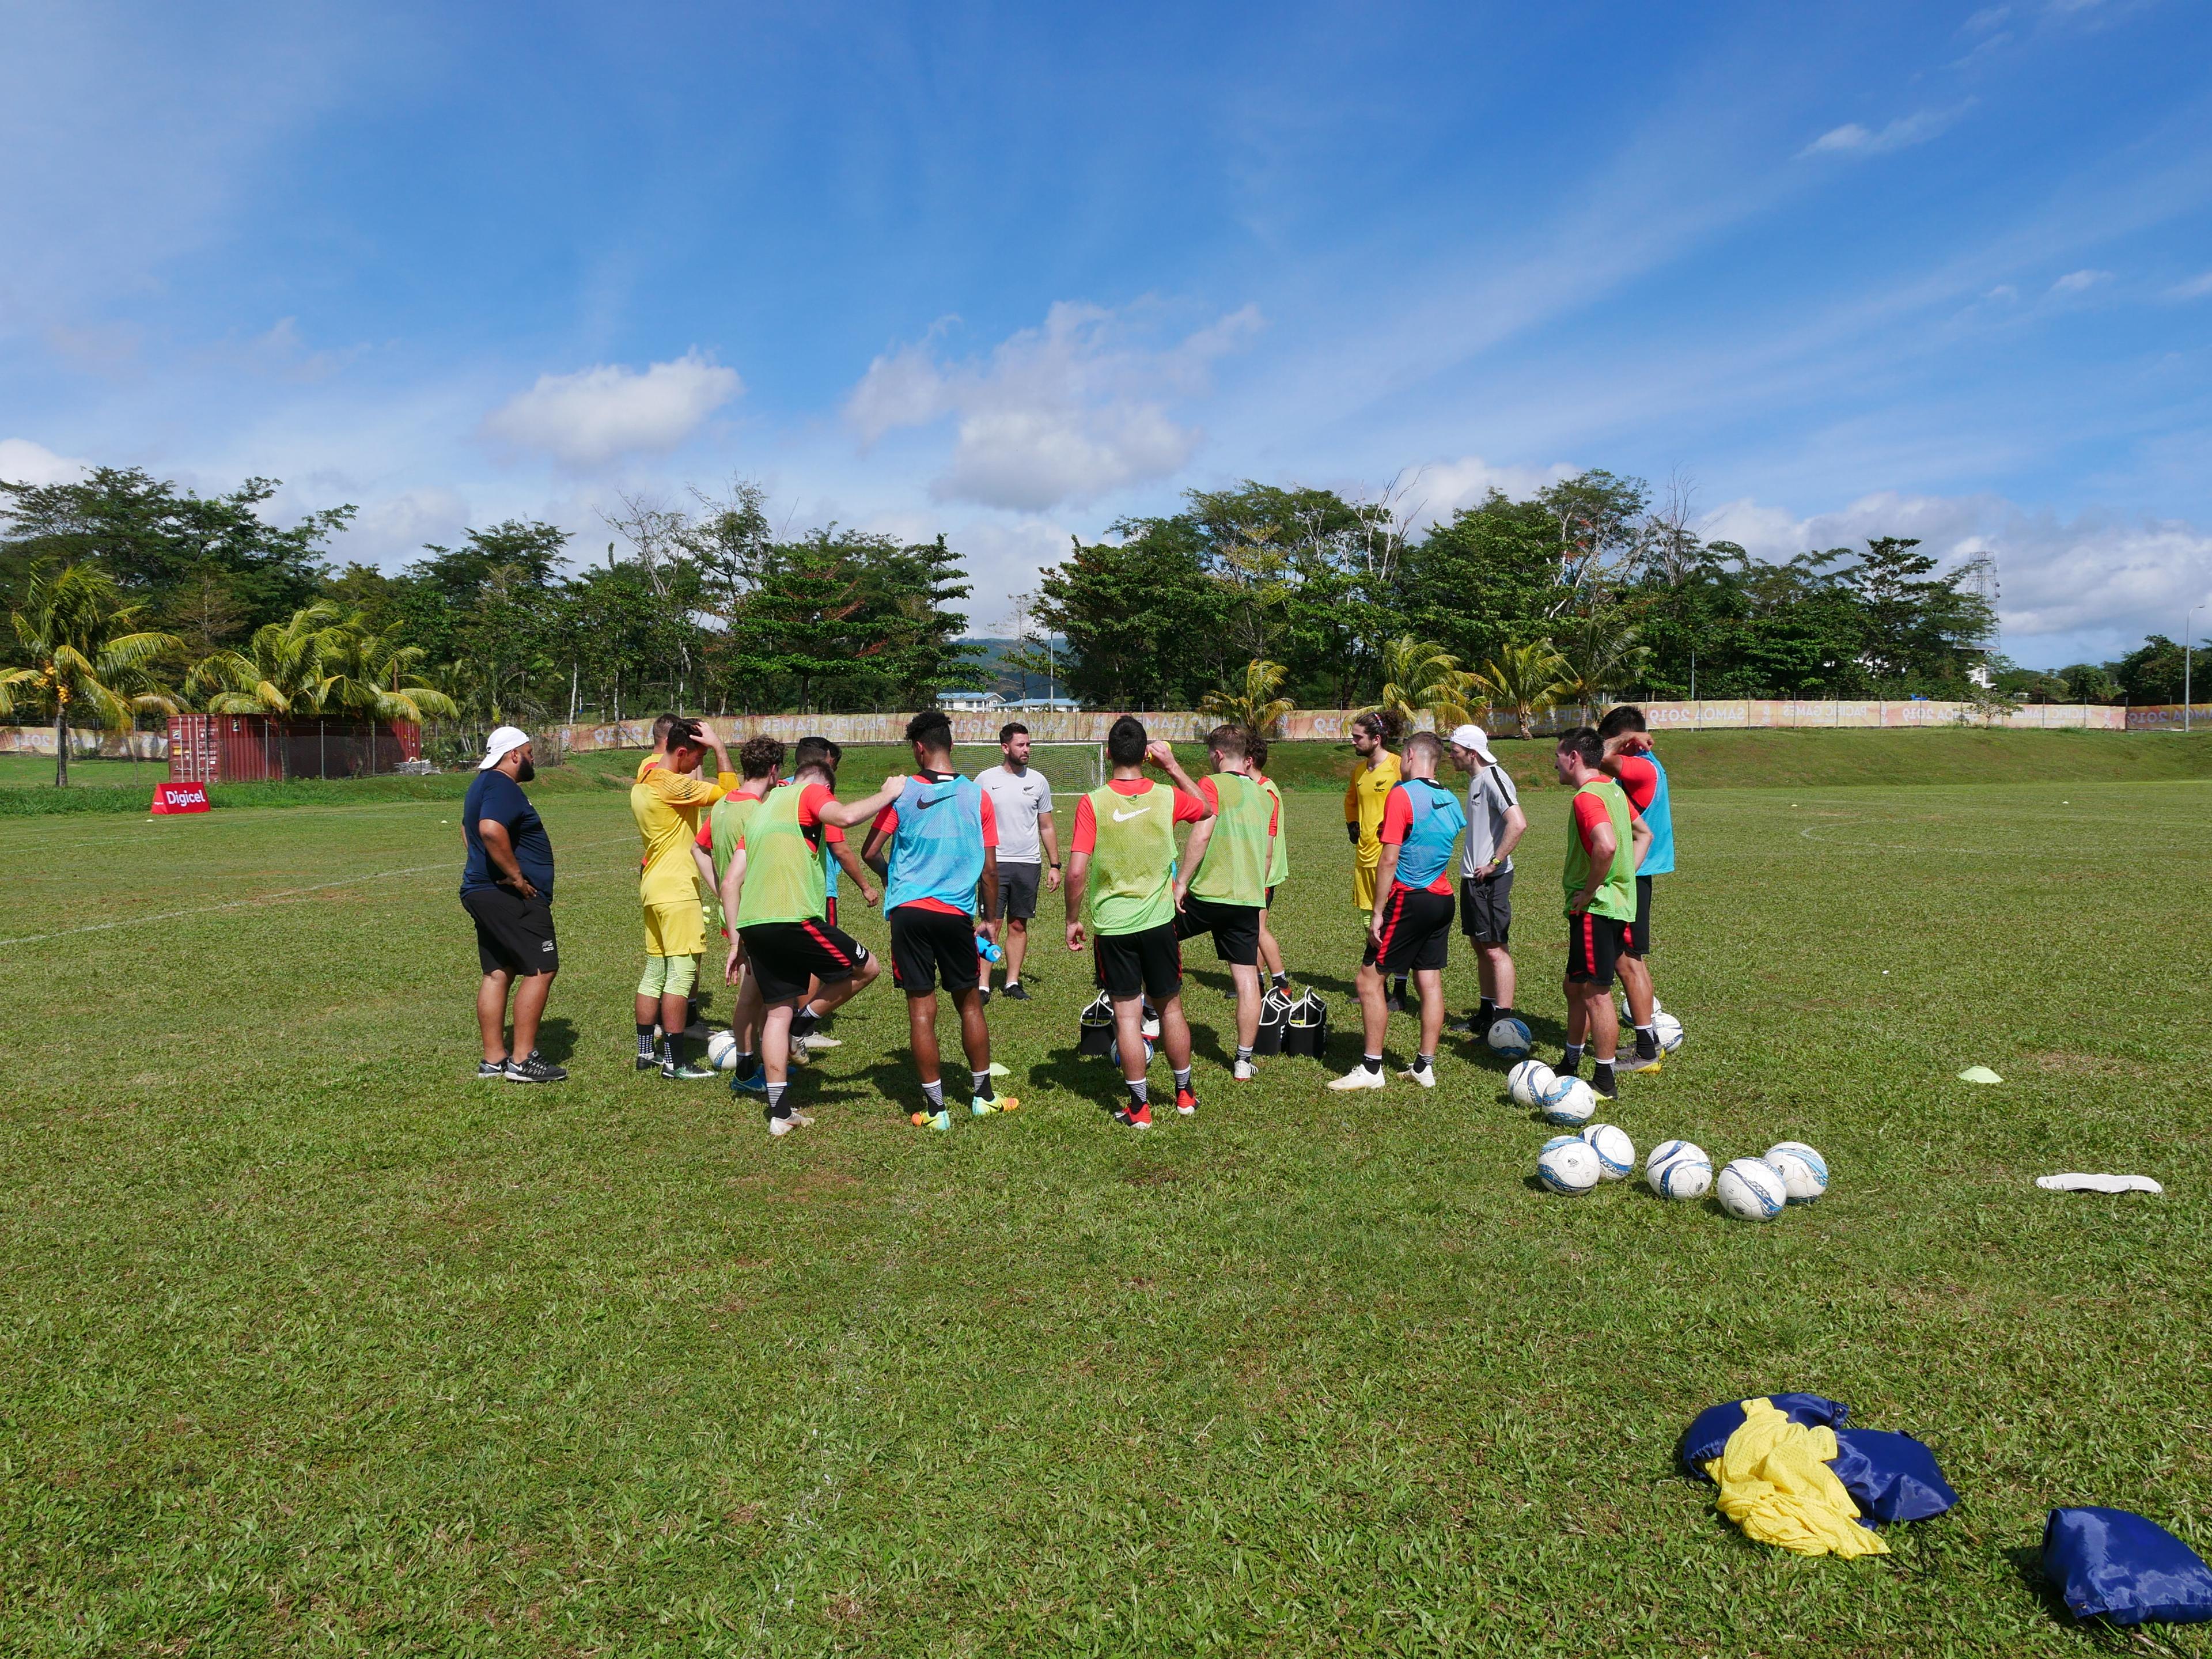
[1111,806,1151,821]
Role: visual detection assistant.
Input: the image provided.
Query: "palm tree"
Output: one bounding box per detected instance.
[1468,640,1569,740]
[187,603,344,715]
[0,563,183,786]
[1199,658,1294,738]
[315,613,460,723]
[1364,634,1479,734]
[1554,613,1653,722]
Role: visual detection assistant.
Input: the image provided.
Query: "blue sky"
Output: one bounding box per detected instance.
[5,0,2209,665]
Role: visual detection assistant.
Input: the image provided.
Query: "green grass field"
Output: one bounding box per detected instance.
[3,762,2208,1654]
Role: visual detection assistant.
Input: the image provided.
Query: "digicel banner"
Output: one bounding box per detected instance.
[151,781,210,815]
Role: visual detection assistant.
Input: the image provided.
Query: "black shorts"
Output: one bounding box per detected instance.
[1094,921,1182,1002]
[1566,911,1629,988]
[1174,893,1262,966]
[1265,884,1279,911]
[1623,874,1654,958]
[889,904,981,996]
[1460,867,1514,945]
[994,861,1042,921]
[462,886,559,976]
[1364,886,1453,974]
[738,919,868,1005]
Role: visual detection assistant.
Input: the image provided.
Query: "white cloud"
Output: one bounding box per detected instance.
[331,487,475,569]
[1702,489,2212,657]
[2165,271,2212,300]
[1407,455,1580,526]
[1800,106,1965,158]
[1985,283,2019,300]
[0,437,90,487]
[1962,5,2012,31]
[2051,268,2111,293]
[483,351,741,469]
[844,301,1264,512]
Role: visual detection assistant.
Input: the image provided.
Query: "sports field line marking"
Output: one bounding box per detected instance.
[0,835,642,947]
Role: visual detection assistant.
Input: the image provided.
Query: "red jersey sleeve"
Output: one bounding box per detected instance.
[797,781,833,828]
[1071,794,1098,854]
[869,804,897,838]
[1571,790,1611,853]
[979,789,998,848]
[1268,793,1281,837]
[1196,777,1219,815]
[824,820,846,845]
[695,821,712,850]
[1614,756,1658,813]
[1172,787,1208,824]
[1377,787,1413,846]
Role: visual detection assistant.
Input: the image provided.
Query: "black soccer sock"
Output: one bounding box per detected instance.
[1635,1023,1659,1058]
[636,1023,657,1058]
[971,1069,994,1103]
[1173,1067,1191,1092]
[766,1082,789,1118]
[1362,1054,1383,1075]
[1271,972,1290,991]
[1413,1052,1433,1073]
[1236,1046,1253,1064]
[922,1078,945,1110]
[1593,1059,1616,1095]
[734,1050,756,1077]
[1126,1078,1149,1106]
[1477,998,1496,1027]
[1390,976,1408,1000]
[792,1008,820,1039]
[1562,1043,1584,1074]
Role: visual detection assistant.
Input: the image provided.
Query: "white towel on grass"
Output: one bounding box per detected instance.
[2036,1173,2164,1196]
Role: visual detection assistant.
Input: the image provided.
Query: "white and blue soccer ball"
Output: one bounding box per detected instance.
[1508,1059,1556,1108]
[1645,1139,1713,1199]
[1486,1016,1533,1060]
[1111,1035,1156,1070]
[1580,1123,1636,1180]
[1540,1075,1598,1127]
[1537,1138,1603,1194]
[706,1030,742,1071]
[1653,1010,1685,1053]
[1717,1157,1789,1221]
[1763,1141,1830,1203]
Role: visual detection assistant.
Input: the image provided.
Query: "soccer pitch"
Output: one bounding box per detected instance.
[3,774,2207,1654]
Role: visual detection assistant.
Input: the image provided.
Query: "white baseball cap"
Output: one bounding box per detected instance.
[1447,723,1494,759]
[478,725,532,770]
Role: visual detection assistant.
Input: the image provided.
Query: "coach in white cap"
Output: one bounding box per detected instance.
[459,726,566,1082]
[1446,724,1528,1041]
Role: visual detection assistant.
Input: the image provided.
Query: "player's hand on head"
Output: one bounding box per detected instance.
[1145,739,1175,767]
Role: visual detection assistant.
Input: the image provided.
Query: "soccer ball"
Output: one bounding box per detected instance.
[1580,1123,1636,1180]
[1507,1059,1556,1108]
[1486,1016,1533,1060]
[1653,1011,1685,1053]
[706,1030,742,1071]
[1645,1139,1712,1199]
[1717,1157,1789,1221]
[1111,1035,1156,1070]
[1763,1141,1830,1203]
[1539,1075,1597,1127]
[1537,1138,1604,1194]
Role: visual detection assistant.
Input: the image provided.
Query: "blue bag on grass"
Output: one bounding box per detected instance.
[1829,1430,1957,1523]
[2043,1507,2212,1626]
[1680,1394,1850,1478]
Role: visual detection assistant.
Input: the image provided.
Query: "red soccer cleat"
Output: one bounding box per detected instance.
[1175,1088,1197,1117]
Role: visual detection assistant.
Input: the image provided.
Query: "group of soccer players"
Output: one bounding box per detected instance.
[464,699,1677,1133]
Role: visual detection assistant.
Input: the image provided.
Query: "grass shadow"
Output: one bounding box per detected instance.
[533,1016,578,1065]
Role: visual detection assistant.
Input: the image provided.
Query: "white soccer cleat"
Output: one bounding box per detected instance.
[798,1032,842,1052]
[1328,1065,1387,1091]
[1398,1065,1437,1089]
[768,1115,802,1137]
[1232,1059,1257,1082]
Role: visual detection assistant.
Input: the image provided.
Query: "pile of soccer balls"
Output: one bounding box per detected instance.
[1504,1036,1829,1219]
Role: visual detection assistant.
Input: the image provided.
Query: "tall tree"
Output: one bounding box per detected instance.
[0,564,182,786]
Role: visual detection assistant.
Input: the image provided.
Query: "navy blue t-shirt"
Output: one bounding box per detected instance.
[461,771,555,900]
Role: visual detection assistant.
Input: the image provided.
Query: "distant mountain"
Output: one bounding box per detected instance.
[960,636,1069,702]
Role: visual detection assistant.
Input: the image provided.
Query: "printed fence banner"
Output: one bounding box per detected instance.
[150,781,211,815]
[2126,704,2212,730]
[548,699,2133,753]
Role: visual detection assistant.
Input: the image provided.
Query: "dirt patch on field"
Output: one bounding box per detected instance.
[2028,1051,2150,1078]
